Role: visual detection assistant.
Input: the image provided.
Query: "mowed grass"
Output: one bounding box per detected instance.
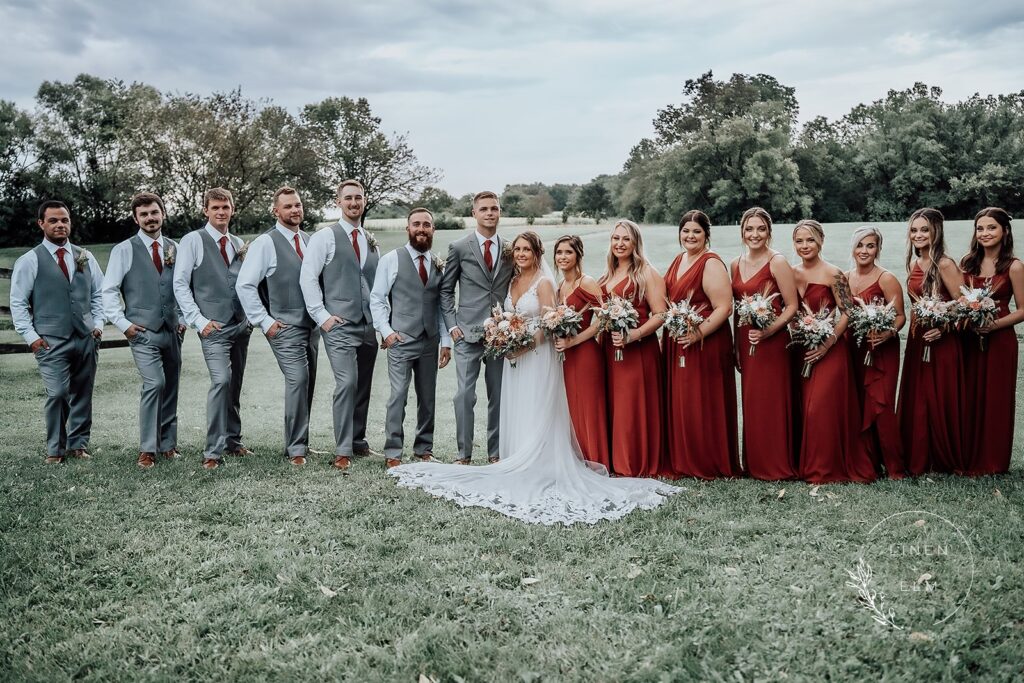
[1,221,1022,681]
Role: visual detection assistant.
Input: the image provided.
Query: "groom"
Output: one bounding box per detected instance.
[440,191,513,464]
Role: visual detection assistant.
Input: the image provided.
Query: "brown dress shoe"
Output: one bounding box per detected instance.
[69,448,91,459]
[137,452,156,469]
[414,453,434,462]
[202,458,220,470]
[488,456,500,464]
[44,455,65,464]
[228,446,253,457]
[161,449,181,460]
[385,458,402,469]
[289,455,306,466]
[332,456,351,470]
[452,458,470,465]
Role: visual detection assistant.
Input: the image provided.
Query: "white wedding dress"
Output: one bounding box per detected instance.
[389,273,681,525]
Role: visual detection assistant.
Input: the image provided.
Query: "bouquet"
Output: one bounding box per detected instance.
[660,295,706,367]
[481,305,537,368]
[735,288,780,356]
[787,303,836,378]
[540,304,585,362]
[594,295,639,362]
[954,284,998,351]
[910,295,954,363]
[847,296,898,367]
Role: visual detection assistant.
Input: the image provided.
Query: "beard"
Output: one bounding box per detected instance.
[409,232,433,251]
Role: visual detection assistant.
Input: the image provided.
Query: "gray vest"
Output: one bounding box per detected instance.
[29,243,92,339]
[389,248,441,340]
[258,228,314,328]
[120,235,178,331]
[189,229,245,324]
[321,223,378,324]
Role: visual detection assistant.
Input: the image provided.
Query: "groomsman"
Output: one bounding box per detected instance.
[102,192,186,468]
[300,179,379,470]
[236,186,319,466]
[173,188,253,470]
[370,207,452,468]
[10,200,104,463]
[440,191,513,464]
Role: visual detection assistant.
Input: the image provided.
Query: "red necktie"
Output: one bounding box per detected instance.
[351,230,361,264]
[219,235,230,266]
[293,234,304,260]
[55,247,70,281]
[418,255,428,285]
[483,240,493,271]
[152,241,163,274]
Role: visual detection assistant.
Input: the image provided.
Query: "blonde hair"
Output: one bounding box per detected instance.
[599,219,648,300]
[740,207,773,247]
[906,208,948,296]
[793,219,824,249]
[850,226,883,265]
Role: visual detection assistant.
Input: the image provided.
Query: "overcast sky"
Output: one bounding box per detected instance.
[2,0,1022,196]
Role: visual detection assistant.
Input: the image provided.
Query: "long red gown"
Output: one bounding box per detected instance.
[797,284,877,484]
[731,259,797,480]
[962,266,1018,475]
[664,252,740,479]
[848,278,906,478]
[603,279,667,477]
[898,263,966,475]
[562,286,611,469]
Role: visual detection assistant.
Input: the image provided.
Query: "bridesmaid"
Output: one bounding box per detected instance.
[792,220,876,484]
[959,207,1023,475]
[845,226,907,478]
[897,208,966,475]
[730,207,799,480]
[664,210,739,479]
[598,220,668,477]
[551,235,611,469]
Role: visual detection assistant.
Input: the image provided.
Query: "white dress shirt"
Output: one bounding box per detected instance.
[299,219,368,328]
[172,223,237,331]
[235,223,304,332]
[102,230,171,333]
[10,239,105,345]
[370,244,452,347]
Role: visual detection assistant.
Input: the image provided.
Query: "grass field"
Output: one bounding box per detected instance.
[1,221,1022,681]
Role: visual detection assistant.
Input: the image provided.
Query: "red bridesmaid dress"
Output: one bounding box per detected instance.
[797,284,877,484]
[664,252,740,479]
[962,266,1018,474]
[562,285,611,469]
[603,279,667,477]
[731,258,797,480]
[897,263,965,475]
[848,277,906,478]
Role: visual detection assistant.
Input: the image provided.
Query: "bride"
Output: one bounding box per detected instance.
[389,231,681,525]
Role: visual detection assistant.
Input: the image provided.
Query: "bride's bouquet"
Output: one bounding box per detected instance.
[660,295,706,367]
[735,288,780,356]
[847,296,898,367]
[594,295,639,362]
[540,304,585,362]
[482,305,537,368]
[910,295,954,363]
[954,283,998,351]
[787,303,836,378]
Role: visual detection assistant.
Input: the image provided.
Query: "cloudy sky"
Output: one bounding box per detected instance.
[2,0,1022,196]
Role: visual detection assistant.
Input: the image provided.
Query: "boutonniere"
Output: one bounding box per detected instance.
[74,248,91,273]
[236,240,251,262]
[501,240,514,262]
[365,231,379,253]
[164,241,176,267]
[433,255,445,272]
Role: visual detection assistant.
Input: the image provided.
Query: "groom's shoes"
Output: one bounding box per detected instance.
[332,456,351,470]
[452,458,470,465]
[414,453,434,462]
[488,455,500,464]
[385,458,402,469]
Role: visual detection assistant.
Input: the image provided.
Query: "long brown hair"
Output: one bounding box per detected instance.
[739,207,773,247]
[512,230,544,279]
[906,207,949,296]
[553,234,584,286]
[599,219,648,300]
[960,207,1015,276]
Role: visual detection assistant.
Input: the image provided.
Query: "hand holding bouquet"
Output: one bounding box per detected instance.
[787,303,836,378]
[482,305,537,368]
[736,288,780,356]
[910,295,953,362]
[660,295,706,367]
[594,295,639,361]
[540,304,585,362]
[848,296,898,366]
[954,284,998,351]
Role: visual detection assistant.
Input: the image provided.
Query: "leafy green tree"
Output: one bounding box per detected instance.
[0,100,37,245]
[414,186,454,213]
[574,180,613,220]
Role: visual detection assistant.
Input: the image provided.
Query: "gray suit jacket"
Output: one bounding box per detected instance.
[440,232,514,343]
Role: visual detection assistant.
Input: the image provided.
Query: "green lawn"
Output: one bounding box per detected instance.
[1,221,1022,681]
